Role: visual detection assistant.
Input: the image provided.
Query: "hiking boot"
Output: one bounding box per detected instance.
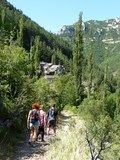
[41,139,45,142]
[32,144,35,147]
[28,141,32,145]
[37,135,41,141]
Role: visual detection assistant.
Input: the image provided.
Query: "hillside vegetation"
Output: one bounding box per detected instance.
[0,0,72,63]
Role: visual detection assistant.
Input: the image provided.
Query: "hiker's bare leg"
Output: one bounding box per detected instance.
[53,127,56,136]
[47,127,50,135]
[33,127,38,142]
[30,129,34,141]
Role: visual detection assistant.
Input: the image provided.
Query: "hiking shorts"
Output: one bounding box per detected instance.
[47,120,56,128]
[30,122,34,129]
[30,121,39,129]
[34,121,39,126]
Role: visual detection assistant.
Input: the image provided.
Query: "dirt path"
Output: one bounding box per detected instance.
[15,110,72,160]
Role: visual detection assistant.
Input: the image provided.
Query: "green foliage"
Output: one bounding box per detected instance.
[73,13,84,104]
[51,52,57,65]
[0,46,28,98]
[79,95,120,159]
[34,36,41,72]
[0,45,40,155]
[52,74,76,107]
[105,94,116,119]
[79,97,103,120]
[34,77,52,108]
[64,105,78,114]
[17,16,23,47]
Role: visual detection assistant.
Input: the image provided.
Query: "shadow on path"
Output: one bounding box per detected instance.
[15,130,50,160]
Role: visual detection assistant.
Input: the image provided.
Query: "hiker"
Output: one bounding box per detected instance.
[46,104,58,136]
[27,103,40,146]
[37,105,47,142]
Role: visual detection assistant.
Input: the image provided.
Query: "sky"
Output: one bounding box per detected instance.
[7,0,120,33]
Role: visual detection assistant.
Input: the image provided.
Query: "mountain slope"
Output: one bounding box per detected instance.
[58,18,120,73]
[0,0,72,63]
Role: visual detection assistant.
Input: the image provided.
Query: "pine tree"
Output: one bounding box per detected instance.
[73,12,84,105]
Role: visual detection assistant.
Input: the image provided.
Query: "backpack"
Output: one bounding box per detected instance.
[48,108,57,121]
[40,112,45,127]
[29,109,39,124]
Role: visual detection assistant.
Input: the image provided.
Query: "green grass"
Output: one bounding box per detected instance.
[46,110,90,160]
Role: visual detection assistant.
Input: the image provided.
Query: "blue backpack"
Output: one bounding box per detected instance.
[48,108,56,121]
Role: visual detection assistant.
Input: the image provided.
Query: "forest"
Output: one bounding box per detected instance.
[0,0,120,159]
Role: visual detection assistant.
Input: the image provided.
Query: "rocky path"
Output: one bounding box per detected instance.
[15,111,71,160]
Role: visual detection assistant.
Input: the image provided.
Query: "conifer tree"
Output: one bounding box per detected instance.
[115,73,120,116]
[34,36,40,76]
[73,12,84,104]
[1,9,5,26]
[103,47,109,100]
[18,16,23,47]
[9,27,16,46]
[29,45,35,77]
[51,51,57,65]
[69,58,73,74]
[87,26,93,98]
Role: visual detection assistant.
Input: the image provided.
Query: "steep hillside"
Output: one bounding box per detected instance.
[58,18,120,73]
[0,0,72,63]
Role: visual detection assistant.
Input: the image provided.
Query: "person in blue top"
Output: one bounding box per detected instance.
[46,104,58,136]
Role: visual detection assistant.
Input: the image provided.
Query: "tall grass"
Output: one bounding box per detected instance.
[47,114,91,160]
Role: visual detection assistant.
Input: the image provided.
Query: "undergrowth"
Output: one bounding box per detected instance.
[0,127,26,160]
[46,109,90,160]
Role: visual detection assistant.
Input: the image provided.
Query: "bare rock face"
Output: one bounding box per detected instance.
[57,22,86,35]
[57,25,75,35]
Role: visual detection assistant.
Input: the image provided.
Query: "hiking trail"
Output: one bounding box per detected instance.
[15,110,73,160]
